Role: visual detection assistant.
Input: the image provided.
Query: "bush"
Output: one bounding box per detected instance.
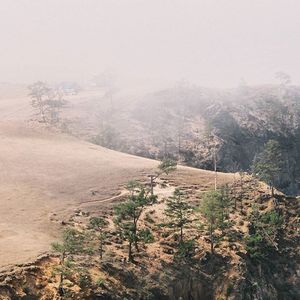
[176,239,195,259]
[139,228,154,243]
[145,213,155,224]
[246,209,283,260]
[96,277,105,287]
[78,271,92,288]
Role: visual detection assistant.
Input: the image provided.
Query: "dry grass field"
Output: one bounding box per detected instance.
[0,86,234,267]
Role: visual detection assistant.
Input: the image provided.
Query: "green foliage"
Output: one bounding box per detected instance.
[219,184,232,229]
[88,216,109,259]
[53,258,75,278]
[89,216,109,230]
[252,140,283,191]
[144,212,155,224]
[96,277,105,287]
[158,159,177,175]
[245,233,266,259]
[78,270,92,288]
[126,180,142,192]
[51,228,85,256]
[51,228,90,291]
[199,188,232,253]
[114,182,153,261]
[139,228,154,243]
[176,239,195,259]
[164,188,193,242]
[246,207,283,260]
[200,190,223,228]
[226,283,234,296]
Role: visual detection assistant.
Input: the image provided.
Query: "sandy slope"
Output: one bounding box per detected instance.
[0,122,157,266]
[0,122,234,267]
[0,87,234,267]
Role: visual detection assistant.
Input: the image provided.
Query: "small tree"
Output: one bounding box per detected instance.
[245,206,283,260]
[29,81,66,124]
[51,228,86,294]
[200,190,223,254]
[252,140,283,196]
[219,184,232,232]
[45,87,66,124]
[28,81,50,122]
[89,216,109,260]
[148,159,177,196]
[164,188,193,243]
[114,182,152,262]
[235,171,246,210]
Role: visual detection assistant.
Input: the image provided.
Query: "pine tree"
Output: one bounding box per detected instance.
[51,228,86,295]
[148,159,177,196]
[114,182,152,262]
[245,206,283,260]
[164,188,193,243]
[219,184,232,232]
[252,140,283,196]
[89,216,109,260]
[200,189,223,254]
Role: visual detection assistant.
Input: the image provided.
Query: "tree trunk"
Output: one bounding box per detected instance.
[210,225,214,254]
[213,147,217,190]
[128,241,133,262]
[271,185,274,197]
[180,226,183,242]
[134,238,139,252]
[133,221,139,252]
[150,176,154,196]
[99,239,103,260]
[58,252,65,295]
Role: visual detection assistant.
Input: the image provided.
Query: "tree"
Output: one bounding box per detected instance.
[45,86,66,124]
[164,188,193,243]
[204,126,221,190]
[148,159,177,196]
[28,81,50,122]
[235,171,246,210]
[114,182,152,262]
[200,189,223,254]
[219,184,232,232]
[92,125,123,150]
[245,206,283,260]
[89,216,109,260]
[51,228,86,295]
[28,81,66,124]
[252,140,283,196]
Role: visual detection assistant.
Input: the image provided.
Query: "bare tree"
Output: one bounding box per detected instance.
[29,82,66,124]
[28,81,50,122]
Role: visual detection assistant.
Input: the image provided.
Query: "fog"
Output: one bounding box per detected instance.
[0,0,299,88]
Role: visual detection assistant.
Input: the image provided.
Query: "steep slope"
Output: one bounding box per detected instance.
[0,175,298,300]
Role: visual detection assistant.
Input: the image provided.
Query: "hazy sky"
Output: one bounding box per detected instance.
[0,0,299,88]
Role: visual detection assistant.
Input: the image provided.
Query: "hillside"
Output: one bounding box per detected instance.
[0,85,298,300]
[0,120,234,267]
[0,121,155,266]
[40,84,300,195]
[0,171,298,300]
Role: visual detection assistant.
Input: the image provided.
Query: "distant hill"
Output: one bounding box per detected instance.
[50,84,300,195]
